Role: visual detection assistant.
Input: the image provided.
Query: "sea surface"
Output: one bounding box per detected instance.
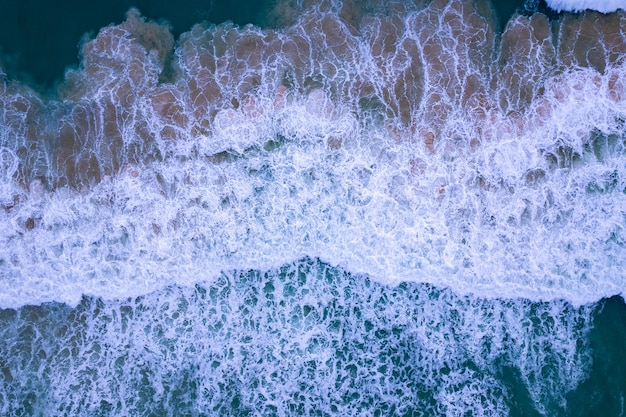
[0,0,625,415]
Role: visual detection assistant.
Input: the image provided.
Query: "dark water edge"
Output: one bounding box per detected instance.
[0,0,551,92]
[566,295,626,417]
[0,258,624,416]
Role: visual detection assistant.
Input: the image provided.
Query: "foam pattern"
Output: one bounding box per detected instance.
[0,259,595,416]
[1,1,626,307]
[546,0,626,13]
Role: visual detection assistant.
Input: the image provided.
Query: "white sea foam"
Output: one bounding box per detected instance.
[0,260,596,415]
[546,0,626,13]
[1,2,626,308]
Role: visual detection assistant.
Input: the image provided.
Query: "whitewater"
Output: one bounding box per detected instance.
[0,0,625,415]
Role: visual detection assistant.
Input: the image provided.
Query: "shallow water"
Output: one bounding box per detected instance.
[0,0,625,415]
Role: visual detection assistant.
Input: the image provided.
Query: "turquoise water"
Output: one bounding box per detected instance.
[1,0,626,415]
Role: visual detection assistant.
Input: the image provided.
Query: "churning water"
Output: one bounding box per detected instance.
[1,0,625,415]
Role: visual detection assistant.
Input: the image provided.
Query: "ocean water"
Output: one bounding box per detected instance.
[0,0,625,415]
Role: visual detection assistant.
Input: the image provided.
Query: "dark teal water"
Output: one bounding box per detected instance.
[567,296,626,417]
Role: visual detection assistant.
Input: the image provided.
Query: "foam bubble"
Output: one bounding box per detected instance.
[546,0,626,13]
